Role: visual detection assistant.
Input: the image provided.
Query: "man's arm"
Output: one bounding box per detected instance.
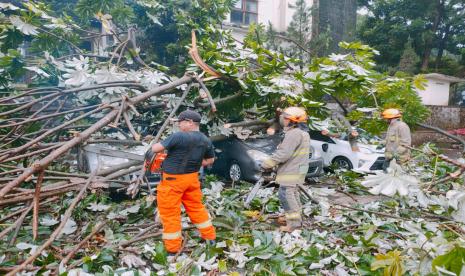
[262,131,300,169]
[151,143,165,153]
[202,139,215,167]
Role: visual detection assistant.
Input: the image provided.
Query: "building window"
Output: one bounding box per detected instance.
[231,0,258,25]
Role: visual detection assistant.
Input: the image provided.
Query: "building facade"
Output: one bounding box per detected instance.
[224,0,357,55]
[224,0,314,40]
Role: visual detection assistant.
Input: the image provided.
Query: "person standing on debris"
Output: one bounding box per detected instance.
[148,110,216,254]
[382,108,411,171]
[261,107,311,232]
[321,111,359,151]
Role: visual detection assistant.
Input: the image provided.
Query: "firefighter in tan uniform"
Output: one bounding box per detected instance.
[381,108,411,171]
[261,107,311,232]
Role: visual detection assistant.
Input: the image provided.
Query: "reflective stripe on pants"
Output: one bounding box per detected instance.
[157,172,216,253]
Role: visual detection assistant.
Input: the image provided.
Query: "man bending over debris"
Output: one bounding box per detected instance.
[148,110,216,254]
[381,108,411,171]
[261,107,311,232]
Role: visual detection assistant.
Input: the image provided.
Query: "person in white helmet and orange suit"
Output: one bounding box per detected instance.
[261,107,311,232]
[381,108,411,171]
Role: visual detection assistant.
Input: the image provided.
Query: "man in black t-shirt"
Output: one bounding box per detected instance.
[148,110,215,254]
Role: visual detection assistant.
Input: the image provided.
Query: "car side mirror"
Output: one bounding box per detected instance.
[322,143,328,152]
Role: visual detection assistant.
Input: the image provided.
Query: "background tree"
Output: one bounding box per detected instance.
[357,0,465,75]
[398,37,420,74]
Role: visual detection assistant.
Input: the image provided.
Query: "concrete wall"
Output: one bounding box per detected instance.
[417,79,451,106]
[412,105,465,147]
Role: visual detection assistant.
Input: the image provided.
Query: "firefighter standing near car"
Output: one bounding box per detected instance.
[147,110,216,254]
[261,107,311,232]
[381,108,411,171]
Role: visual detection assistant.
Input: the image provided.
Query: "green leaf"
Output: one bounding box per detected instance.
[371,250,405,276]
[432,246,465,275]
[218,259,228,272]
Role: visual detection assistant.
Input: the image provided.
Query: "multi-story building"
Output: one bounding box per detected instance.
[224,0,314,40]
[226,0,313,32]
[224,0,357,55]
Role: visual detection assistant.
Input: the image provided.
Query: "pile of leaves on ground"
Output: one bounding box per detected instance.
[2,144,465,276]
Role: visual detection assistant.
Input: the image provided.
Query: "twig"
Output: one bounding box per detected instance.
[174,232,189,262]
[110,96,127,127]
[123,112,140,141]
[0,106,106,162]
[0,202,33,240]
[417,123,465,153]
[0,205,30,223]
[60,220,107,267]
[196,77,217,112]
[5,173,97,276]
[8,207,30,246]
[119,230,162,247]
[333,204,404,220]
[153,83,193,142]
[33,170,45,241]
[196,92,242,108]
[3,143,63,162]
[0,87,62,104]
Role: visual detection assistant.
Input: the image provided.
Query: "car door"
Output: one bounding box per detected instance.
[309,130,336,167]
[210,139,229,175]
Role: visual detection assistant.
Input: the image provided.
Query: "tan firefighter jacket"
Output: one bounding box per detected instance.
[385,119,411,162]
[262,127,311,186]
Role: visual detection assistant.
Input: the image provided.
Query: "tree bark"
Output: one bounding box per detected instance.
[421,0,444,71]
[435,23,451,67]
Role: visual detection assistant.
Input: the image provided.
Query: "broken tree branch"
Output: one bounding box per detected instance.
[417,123,465,153]
[33,170,45,241]
[5,173,97,276]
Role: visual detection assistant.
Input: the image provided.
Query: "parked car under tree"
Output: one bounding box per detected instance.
[309,130,385,173]
[208,134,324,182]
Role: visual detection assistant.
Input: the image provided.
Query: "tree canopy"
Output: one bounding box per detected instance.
[357,0,465,76]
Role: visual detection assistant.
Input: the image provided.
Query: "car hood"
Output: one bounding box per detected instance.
[358,143,384,154]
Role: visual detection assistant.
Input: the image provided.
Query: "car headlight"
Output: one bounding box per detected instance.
[247,150,270,163]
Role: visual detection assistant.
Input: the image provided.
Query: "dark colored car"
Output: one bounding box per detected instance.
[208,134,324,183]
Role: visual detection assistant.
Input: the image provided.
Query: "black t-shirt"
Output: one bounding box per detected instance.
[161,131,215,174]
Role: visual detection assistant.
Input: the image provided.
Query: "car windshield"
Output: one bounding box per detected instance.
[243,135,281,153]
[309,130,335,143]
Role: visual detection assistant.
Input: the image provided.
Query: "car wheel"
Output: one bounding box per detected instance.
[332,156,353,170]
[229,162,242,182]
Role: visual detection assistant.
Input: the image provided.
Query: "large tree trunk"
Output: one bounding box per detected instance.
[435,24,451,67]
[421,0,443,71]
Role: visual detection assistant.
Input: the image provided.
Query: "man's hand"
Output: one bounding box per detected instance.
[350,130,359,137]
[152,143,165,153]
[202,157,215,167]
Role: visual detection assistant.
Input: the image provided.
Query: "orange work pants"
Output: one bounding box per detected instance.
[157,172,216,253]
